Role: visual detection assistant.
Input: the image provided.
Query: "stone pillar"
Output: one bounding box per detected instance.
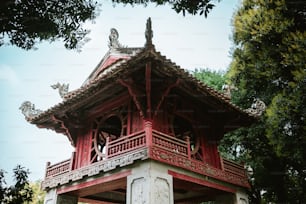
[44,188,78,204]
[126,161,174,204]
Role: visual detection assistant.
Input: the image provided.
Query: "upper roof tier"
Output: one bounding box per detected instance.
[20,18,258,144]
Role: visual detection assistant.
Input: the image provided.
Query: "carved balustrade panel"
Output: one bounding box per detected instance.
[152,130,188,157]
[107,130,146,158]
[45,159,71,178]
[222,158,246,178]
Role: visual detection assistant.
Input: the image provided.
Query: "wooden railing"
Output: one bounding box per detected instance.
[152,130,189,157]
[107,130,146,158]
[44,129,247,187]
[222,158,246,178]
[45,158,72,178]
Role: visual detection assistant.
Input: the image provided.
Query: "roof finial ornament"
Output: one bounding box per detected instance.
[108,28,121,50]
[145,17,153,47]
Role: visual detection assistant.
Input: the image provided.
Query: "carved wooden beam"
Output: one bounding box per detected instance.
[118,79,145,118]
[154,79,180,116]
[51,115,75,146]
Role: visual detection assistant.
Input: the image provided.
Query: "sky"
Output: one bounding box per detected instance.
[0,0,240,184]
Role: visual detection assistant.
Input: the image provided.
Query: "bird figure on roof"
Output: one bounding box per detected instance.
[51,82,69,99]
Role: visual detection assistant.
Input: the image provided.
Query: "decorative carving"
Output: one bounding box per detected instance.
[19,101,43,119]
[42,148,148,189]
[154,177,170,203]
[131,177,146,204]
[150,146,250,188]
[222,84,237,99]
[245,98,266,116]
[51,82,69,99]
[108,28,121,50]
[145,17,153,47]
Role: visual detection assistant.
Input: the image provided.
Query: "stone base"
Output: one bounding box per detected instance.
[126,161,174,204]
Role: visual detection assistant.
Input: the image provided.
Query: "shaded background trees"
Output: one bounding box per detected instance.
[222,0,306,203]
[0,165,33,203]
[0,0,97,50]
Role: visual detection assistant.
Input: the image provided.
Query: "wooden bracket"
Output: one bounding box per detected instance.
[154,78,180,116]
[118,79,145,118]
[51,115,75,146]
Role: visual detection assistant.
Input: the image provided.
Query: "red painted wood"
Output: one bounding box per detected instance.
[74,129,92,169]
[144,120,152,147]
[154,79,180,116]
[57,170,131,195]
[118,79,144,118]
[88,93,130,118]
[168,170,236,193]
[145,62,152,119]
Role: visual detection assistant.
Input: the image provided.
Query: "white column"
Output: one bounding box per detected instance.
[126,161,174,204]
[235,190,249,204]
[44,189,78,204]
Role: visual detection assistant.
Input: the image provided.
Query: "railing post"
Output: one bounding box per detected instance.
[45,162,51,179]
[220,156,225,171]
[105,136,110,159]
[144,120,152,148]
[184,136,191,159]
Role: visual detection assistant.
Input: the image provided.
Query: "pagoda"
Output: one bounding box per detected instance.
[21,18,256,204]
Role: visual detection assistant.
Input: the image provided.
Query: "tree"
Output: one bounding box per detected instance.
[0,0,97,50]
[112,0,218,17]
[0,165,33,204]
[222,0,306,203]
[192,68,226,91]
[0,0,220,50]
[29,181,45,204]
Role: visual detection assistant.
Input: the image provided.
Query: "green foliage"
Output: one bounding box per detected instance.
[29,181,45,204]
[221,0,306,203]
[112,0,218,17]
[0,0,97,50]
[0,165,33,204]
[192,68,226,91]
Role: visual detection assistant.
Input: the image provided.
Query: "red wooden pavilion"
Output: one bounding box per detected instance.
[22,18,255,204]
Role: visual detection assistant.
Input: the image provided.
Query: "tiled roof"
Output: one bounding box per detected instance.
[27,46,256,125]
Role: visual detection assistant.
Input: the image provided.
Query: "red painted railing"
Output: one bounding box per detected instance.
[152,130,189,157]
[222,158,246,178]
[44,130,247,186]
[107,130,146,158]
[45,159,72,178]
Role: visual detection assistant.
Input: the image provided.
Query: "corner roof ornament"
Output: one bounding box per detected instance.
[145,17,153,48]
[108,28,122,50]
[245,98,266,116]
[19,101,43,119]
